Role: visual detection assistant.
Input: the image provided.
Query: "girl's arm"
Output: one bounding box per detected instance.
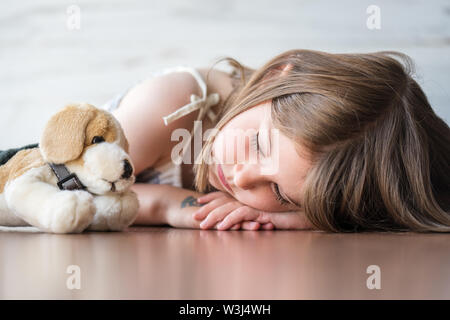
[131,184,243,230]
[131,183,204,229]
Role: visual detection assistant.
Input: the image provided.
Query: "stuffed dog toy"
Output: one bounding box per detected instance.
[0,103,139,233]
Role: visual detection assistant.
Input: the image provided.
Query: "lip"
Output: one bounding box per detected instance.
[217,164,233,193]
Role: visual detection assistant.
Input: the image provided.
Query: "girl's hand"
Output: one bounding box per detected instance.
[192,191,314,231]
[192,191,275,231]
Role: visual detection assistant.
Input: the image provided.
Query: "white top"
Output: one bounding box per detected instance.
[102,66,221,188]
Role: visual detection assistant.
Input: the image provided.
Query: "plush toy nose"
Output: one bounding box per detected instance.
[121,159,133,179]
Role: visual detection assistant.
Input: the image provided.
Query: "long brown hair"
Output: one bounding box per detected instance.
[194,49,450,232]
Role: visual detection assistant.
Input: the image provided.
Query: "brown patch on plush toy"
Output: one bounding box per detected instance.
[85,110,117,145]
[0,148,44,193]
[40,104,96,164]
[103,111,129,153]
[39,103,129,164]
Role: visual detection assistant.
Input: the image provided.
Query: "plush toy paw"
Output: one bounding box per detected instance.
[87,190,139,231]
[45,190,95,233]
[88,194,121,231]
[113,190,139,231]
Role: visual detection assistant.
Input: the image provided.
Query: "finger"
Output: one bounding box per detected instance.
[217,207,260,230]
[230,223,241,230]
[200,202,241,230]
[214,222,240,231]
[241,221,260,230]
[193,197,230,220]
[260,211,314,230]
[196,191,226,204]
[261,222,275,230]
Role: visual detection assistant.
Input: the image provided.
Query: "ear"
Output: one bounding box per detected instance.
[40,103,96,164]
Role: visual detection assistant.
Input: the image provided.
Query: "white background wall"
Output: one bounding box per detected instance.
[1,0,449,148]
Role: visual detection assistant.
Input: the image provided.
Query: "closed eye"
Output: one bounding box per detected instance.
[250,131,260,154]
[273,183,290,206]
[251,132,288,206]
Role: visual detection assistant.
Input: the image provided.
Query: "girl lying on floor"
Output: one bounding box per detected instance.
[105,49,450,232]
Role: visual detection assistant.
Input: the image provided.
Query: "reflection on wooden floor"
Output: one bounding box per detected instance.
[0,227,449,299]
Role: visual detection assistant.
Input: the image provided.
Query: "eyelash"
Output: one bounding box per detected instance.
[251,132,289,206]
[250,131,260,154]
[273,183,290,206]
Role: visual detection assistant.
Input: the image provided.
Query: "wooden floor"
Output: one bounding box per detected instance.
[0,227,449,299]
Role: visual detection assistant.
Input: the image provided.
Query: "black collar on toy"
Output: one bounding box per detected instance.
[48,163,86,191]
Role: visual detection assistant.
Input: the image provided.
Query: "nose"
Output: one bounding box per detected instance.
[233,163,264,190]
[121,159,133,179]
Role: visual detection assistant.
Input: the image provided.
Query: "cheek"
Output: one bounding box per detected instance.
[212,131,229,164]
[233,188,287,212]
[212,127,255,165]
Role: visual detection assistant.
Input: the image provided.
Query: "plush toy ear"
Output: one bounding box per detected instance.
[40,103,96,164]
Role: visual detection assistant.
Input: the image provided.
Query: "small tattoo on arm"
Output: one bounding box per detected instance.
[181,196,203,208]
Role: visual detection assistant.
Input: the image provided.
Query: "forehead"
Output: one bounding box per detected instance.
[223,101,270,129]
